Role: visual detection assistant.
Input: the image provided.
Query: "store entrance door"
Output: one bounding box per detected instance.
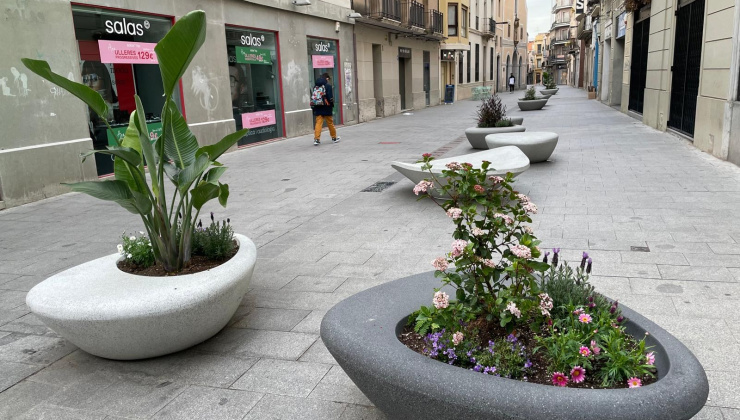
[628,14,650,114]
[423,51,430,106]
[668,0,705,137]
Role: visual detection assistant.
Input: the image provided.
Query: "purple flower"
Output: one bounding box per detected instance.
[586,257,593,274]
[617,315,624,323]
[524,359,533,368]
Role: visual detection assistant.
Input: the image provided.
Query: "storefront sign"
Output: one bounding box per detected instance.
[235,46,272,65]
[575,0,584,13]
[617,12,626,39]
[99,40,158,64]
[240,33,265,47]
[312,55,335,68]
[105,17,149,36]
[241,110,277,129]
[107,121,162,146]
[398,47,411,58]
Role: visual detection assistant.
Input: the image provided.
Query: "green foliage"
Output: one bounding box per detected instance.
[596,328,656,386]
[476,93,507,128]
[23,11,247,273]
[120,233,155,268]
[523,86,537,100]
[495,119,514,127]
[541,262,613,320]
[542,72,557,89]
[192,214,235,261]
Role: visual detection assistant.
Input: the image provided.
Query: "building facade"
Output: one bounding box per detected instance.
[530,32,548,84]
[0,0,360,208]
[548,0,575,85]
[350,0,445,121]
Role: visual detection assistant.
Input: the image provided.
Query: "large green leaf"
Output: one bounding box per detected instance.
[21,58,108,119]
[114,114,145,191]
[176,153,210,195]
[190,182,220,210]
[218,183,229,207]
[196,128,248,161]
[154,10,206,97]
[133,97,159,197]
[80,147,140,168]
[162,101,198,169]
[63,180,143,214]
[204,167,227,185]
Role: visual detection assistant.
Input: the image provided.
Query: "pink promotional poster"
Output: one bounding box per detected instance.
[312,55,334,68]
[242,110,277,129]
[98,40,158,64]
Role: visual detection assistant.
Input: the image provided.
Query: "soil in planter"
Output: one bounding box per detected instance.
[117,241,239,277]
[399,318,657,390]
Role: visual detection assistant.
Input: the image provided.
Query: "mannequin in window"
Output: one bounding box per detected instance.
[81,61,117,124]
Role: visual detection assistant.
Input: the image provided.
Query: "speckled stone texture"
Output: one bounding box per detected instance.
[390,146,530,187]
[465,125,527,149]
[321,272,709,420]
[517,98,549,111]
[486,132,559,163]
[26,234,257,360]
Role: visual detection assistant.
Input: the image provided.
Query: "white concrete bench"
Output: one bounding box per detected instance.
[391,146,530,187]
[485,131,558,163]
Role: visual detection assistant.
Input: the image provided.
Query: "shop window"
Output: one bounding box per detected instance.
[448,4,458,36]
[458,53,463,84]
[490,47,494,80]
[72,6,179,177]
[226,27,283,146]
[467,43,471,83]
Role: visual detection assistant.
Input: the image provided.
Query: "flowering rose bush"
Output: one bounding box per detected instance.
[411,155,548,335]
[405,154,657,389]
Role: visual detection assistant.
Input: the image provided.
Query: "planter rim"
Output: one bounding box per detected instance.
[27,233,256,321]
[321,272,709,420]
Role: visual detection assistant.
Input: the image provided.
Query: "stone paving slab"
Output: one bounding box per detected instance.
[1,86,739,418]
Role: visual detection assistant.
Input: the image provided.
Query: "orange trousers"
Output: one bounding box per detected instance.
[314,115,337,140]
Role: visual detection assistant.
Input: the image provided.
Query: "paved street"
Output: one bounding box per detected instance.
[1,86,739,419]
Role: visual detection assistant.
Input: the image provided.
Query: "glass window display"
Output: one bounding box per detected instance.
[72,6,179,176]
[226,27,283,146]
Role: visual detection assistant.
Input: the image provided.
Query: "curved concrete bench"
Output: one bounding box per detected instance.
[465,125,526,149]
[485,131,558,163]
[391,146,530,187]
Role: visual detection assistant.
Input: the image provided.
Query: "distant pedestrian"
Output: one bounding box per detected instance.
[509,73,516,93]
[310,73,340,146]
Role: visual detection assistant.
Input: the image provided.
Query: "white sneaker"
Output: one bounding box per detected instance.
[313,139,320,146]
[332,137,340,143]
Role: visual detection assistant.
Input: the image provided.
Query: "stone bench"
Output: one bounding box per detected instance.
[391,146,530,187]
[471,86,493,100]
[485,131,559,163]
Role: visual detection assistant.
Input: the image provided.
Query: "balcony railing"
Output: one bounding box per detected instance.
[353,0,402,21]
[427,9,443,34]
[402,1,425,29]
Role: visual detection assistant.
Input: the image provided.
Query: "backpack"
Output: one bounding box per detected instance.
[310,85,328,106]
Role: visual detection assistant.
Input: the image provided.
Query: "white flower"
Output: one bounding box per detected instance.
[126,253,132,259]
[129,236,136,241]
[139,231,145,235]
[117,244,124,254]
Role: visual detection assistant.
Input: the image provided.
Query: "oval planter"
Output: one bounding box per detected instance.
[541,88,559,96]
[507,116,524,125]
[26,234,257,360]
[465,125,526,149]
[486,131,559,163]
[321,272,709,420]
[517,98,548,111]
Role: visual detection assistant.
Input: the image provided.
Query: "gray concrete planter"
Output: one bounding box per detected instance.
[26,234,257,360]
[541,88,559,96]
[517,98,548,111]
[465,125,526,149]
[507,116,523,125]
[321,272,709,420]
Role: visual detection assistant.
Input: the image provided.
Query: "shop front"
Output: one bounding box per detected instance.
[307,37,341,124]
[72,5,180,176]
[226,27,284,146]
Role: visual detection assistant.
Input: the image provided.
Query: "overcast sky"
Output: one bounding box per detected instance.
[527,0,552,40]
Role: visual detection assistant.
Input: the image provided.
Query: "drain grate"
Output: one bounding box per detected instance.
[630,246,650,252]
[362,181,396,192]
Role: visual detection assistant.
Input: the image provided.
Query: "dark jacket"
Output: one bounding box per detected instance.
[312,77,334,117]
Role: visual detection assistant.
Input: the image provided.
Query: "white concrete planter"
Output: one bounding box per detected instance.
[541,88,559,96]
[26,234,257,360]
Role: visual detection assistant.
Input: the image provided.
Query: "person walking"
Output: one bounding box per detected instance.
[310,73,340,146]
[509,73,516,93]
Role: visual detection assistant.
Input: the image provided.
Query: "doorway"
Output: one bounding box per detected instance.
[668,0,705,137]
[399,56,408,110]
[372,44,383,117]
[423,51,430,106]
[628,13,650,113]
